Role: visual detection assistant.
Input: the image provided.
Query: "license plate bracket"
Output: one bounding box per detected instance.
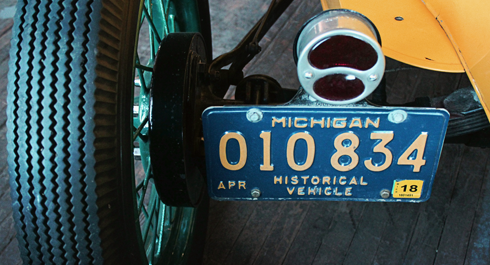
[202,106,449,202]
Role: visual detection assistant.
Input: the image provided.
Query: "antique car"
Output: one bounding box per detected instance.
[6,0,490,264]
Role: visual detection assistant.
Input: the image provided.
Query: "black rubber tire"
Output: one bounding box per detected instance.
[6,0,210,264]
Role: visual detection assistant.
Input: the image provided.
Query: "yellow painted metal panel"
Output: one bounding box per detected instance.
[472,53,490,95]
[321,0,464,73]
[422,0,490,120]
[423,0,490,70]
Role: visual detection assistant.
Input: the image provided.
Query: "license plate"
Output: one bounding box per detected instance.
[202,106,449,202]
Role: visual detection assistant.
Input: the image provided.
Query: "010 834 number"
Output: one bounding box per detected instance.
[219,131,428,173]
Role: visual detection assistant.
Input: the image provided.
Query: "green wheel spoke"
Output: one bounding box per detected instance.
[135,64,154,72]
[149,201,162,263]
[133,116,149,142]
[136,177,145,193]
[135,55,149,91]
[156,0,170,36]
[154,202,165,259]
[137,162,153,214]
[142,5,162,44]
[148,242,155,265]
[141,203,149,219]
[142,188,159,243]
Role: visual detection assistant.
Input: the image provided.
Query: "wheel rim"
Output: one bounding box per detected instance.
[131,0,203,263]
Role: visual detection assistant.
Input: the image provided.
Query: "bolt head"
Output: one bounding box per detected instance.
[388,110,408,123]
[395,16,404,21]
[251,188,261,198]
[369,74,378,81]
[304,72,313,79]
[380,189,391,199]
[246,108,263,123]
[394,113,403,122]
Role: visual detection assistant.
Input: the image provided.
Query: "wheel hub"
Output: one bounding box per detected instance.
[149,33,208,207]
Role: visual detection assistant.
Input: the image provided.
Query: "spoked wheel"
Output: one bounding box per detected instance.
[7,0,210,264]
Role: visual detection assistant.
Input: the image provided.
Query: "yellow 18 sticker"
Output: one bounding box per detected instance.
[392,180,424,199]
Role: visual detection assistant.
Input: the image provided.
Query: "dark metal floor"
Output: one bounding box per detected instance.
[1,0,490,264]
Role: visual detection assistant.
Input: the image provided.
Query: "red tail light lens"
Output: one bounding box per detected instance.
[313,74,364,101]
[309,35,378,71]
[295,9,385,105]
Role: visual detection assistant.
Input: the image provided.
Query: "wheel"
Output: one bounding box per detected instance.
[6,0,210,264]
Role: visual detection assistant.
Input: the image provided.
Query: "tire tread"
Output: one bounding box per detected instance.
[7,0,211,264]
[8,0,110,263]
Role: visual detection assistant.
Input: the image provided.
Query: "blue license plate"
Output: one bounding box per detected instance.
[202,106,449,202]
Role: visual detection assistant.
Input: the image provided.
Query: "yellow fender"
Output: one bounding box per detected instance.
[322,0,490,120]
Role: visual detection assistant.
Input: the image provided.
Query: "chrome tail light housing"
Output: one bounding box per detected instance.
[295,9,385,105]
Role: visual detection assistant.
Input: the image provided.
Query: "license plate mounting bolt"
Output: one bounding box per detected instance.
[251,188,262,198]
[380,189,391,199]
[247,108,263,123]
[388,110,407,123]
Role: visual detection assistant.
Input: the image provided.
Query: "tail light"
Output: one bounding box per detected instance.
[295,9,385,105]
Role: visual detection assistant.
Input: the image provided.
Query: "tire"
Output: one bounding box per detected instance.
[6,0,210,264]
